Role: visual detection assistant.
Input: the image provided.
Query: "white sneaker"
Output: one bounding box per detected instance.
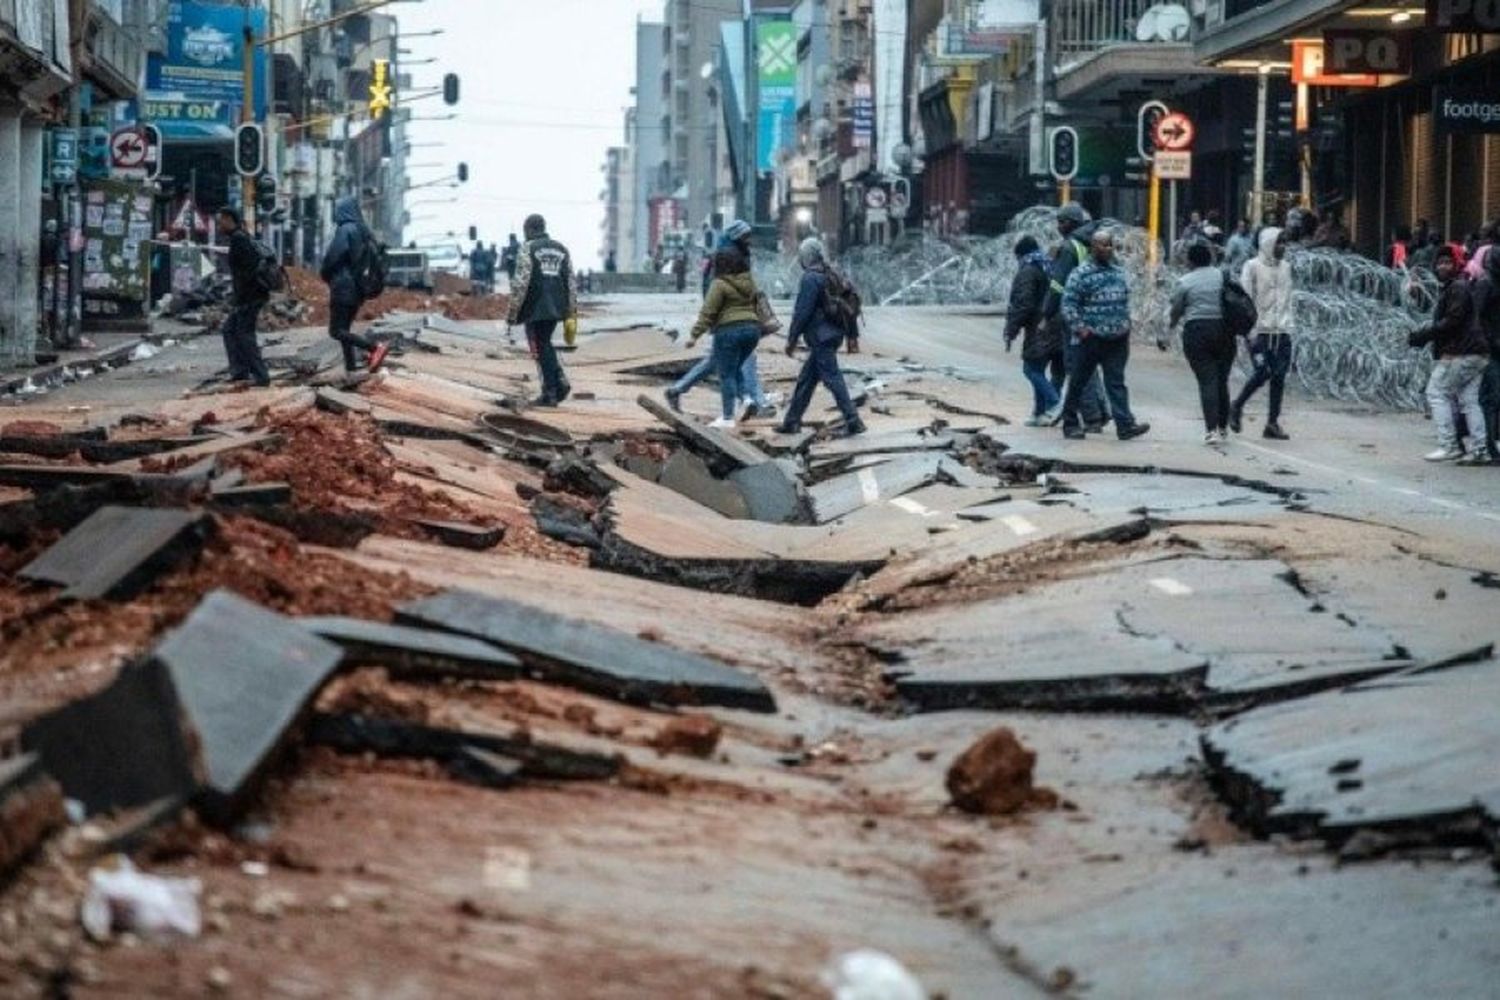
[1024,414,1047,427]
[1205,430,1223,445]
[1424,447,1463,462]
[1042,405,1063,426]
[708,416,737,430]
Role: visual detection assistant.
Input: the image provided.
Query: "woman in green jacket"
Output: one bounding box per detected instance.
[686,250,763,428]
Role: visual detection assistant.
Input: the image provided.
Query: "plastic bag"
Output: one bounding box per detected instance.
[563,316,578,346]
[80,857,202,941]
[822,949,927,1000]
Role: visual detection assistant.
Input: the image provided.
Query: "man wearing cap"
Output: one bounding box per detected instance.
[1043,203,1110,432]
[506,213,578,407]
[215,206,270,388]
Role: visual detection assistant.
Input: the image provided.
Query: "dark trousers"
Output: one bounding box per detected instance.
[1061,335,1136,434]
[526,320,569,401]
[1182,319,1235,432]
[1235,333,1292,423]
[1046,348,1066,391]
[783,337,858,429]
[1482,355,1500,457]
[329,299,377,372]
[1063,333,1108,426]
[711,322,761,419]
[220,302,269,386]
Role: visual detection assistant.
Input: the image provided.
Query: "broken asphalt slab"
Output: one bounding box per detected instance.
[397,589,777,713]
[19,506,213,600]
[298,616,523,681]
[807,453,945,524]
[1203,657,1500,855]
[637,393,770,470]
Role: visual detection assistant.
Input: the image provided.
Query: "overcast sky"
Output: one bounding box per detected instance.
[394,0,664,263]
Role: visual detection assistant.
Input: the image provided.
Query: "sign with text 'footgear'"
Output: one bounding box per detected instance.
[1434,87,1500,134]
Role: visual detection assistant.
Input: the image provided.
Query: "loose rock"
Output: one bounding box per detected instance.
[945,727,1055,816]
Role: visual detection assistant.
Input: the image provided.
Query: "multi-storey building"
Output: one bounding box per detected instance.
[631,17,669,269]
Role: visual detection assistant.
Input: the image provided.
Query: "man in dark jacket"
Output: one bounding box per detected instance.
[215,207,270,388]
[1059,229,1149,442]
[501,234,521,283]
[774,238,864,437]
[320,196,389,373]
[1409,245,1489,463]
[1005,236,1061,426]
[1044,203,1109,430]
[1469,245,1500,462]
[506,214,577,407]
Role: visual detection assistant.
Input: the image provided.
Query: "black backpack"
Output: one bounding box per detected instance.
[822,266,863,337]
[1221,276,1258,339]
[352,228,389,300]
[251,239,286,295]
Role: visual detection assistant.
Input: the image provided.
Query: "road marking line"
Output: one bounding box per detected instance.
[1150,577,1193,596]
[890,497,939,517]
[1002,514,1038,536]
[858,468,880,503]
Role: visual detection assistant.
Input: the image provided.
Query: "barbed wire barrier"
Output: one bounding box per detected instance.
[755,207,1440,411]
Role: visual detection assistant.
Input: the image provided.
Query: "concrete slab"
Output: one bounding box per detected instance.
[1203,658,1500,850]
[807,453,945,523]
[807,428,956,461]
[209,481,294,507]
[637,393,770,469]
[19,506,212,600]
[298,615,523,681]
[314,386,373,416]
[21,657,203,817]
[157,590,345,823]
[729,461,805,524]
[658,451,750,518]
[398,589,777,713]
[411,517,506,550]
[1042,471,1292,522]
[446,746,526,789]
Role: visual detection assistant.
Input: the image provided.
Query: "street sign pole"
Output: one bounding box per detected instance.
[1251,68,1269,227]
[1061,179,1071,206]
[1168,180,1176,251]
[242,25,256,230]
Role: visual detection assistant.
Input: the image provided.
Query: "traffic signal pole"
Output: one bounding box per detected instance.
[1147,164,1161,268]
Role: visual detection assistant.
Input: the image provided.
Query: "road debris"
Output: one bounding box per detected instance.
[945,727,1057,816]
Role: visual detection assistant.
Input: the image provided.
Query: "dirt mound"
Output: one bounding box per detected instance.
[946,727,1057,816]
[651,714,724,758]
[282,266,509,328]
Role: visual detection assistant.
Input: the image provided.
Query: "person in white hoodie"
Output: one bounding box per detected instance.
[1232,226,1295,439]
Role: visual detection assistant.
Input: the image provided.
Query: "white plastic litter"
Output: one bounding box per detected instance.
[129,343,161,362]
[822,949,927,1000]
[80,858,202,941]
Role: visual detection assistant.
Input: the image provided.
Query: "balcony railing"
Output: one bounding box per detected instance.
[1052,0,1166,65]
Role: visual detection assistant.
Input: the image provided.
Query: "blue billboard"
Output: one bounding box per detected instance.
[142,0,268,138]
[756,20,797,173]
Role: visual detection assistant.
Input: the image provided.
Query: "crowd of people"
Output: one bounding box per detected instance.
[1005,202,1500,464]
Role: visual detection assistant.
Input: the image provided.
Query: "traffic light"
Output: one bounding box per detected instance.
[442,73,460,105]
[468,225,478,240]
[234,123,263,177]
[1048,126,1079,181]
[457,162,469,183]
[255,173,277,213]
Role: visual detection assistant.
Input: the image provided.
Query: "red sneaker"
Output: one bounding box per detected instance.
[367,341,391,372]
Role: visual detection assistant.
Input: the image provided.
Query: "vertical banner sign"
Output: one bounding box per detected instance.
[756,21,797,172]
[852,82,874,149]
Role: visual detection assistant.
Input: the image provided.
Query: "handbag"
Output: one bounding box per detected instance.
[754,290,782,338]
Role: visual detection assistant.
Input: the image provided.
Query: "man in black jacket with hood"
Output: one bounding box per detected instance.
[1005,235,1062,425]
[506,214,578,407]
[215,207,270,387]
[1409,245,1490,463]
[320,196,389,373]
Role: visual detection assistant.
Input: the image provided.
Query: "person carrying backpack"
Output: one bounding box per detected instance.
[215,206,271,388]
[505,214,578,407]
[1231,226,1294,439]
[774,238,865,438]
[320,196,390,373]
[1005,236,1061,426]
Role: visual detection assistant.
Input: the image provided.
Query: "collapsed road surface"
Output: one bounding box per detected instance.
[1,294,1498,999]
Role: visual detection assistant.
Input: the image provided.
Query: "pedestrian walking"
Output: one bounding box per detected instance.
[215,207,270,388]
[684,249,763,429]
[667,220,777,419]
[1473,245,1500,462]
[672,250,688,293]
[501,233,521,283]
[320,196,390,374]
[775,238,865,437]
[1170,242,1232,444]
[1044,203,1110,432]
[1409,245,1491,464]
[1231,226,1294,439]
[505,214,578,407]
[1004,236,1061,426]
[1223,219,1254,277]
[1058,230,1149,441]
[1387,224,1413,270]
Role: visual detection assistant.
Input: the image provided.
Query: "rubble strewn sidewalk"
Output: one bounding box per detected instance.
[0,298,1497,998]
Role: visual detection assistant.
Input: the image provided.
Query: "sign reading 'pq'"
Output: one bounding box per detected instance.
[1323,29,1413,74]
[1426,0,1500,31]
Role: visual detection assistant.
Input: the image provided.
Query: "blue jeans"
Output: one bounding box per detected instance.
[711,322,761,419]
[673,348,767,407]
[1063,335,1108,425]
[782,336,858,429]
[1061,335,1137,434]
[1022,357,1061,416]
[1235,333,1292,423]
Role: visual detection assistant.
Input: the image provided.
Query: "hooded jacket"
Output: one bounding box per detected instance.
[1410,270,1485,358]
[1042,219,1101,322]
[225,226,266,307]
[1005,249,1055,361]
[320,197,372,307]
[506,232,577,325]
[689,272,760,341]
[1240,227,1294,335]
[1473,249,1500,356]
